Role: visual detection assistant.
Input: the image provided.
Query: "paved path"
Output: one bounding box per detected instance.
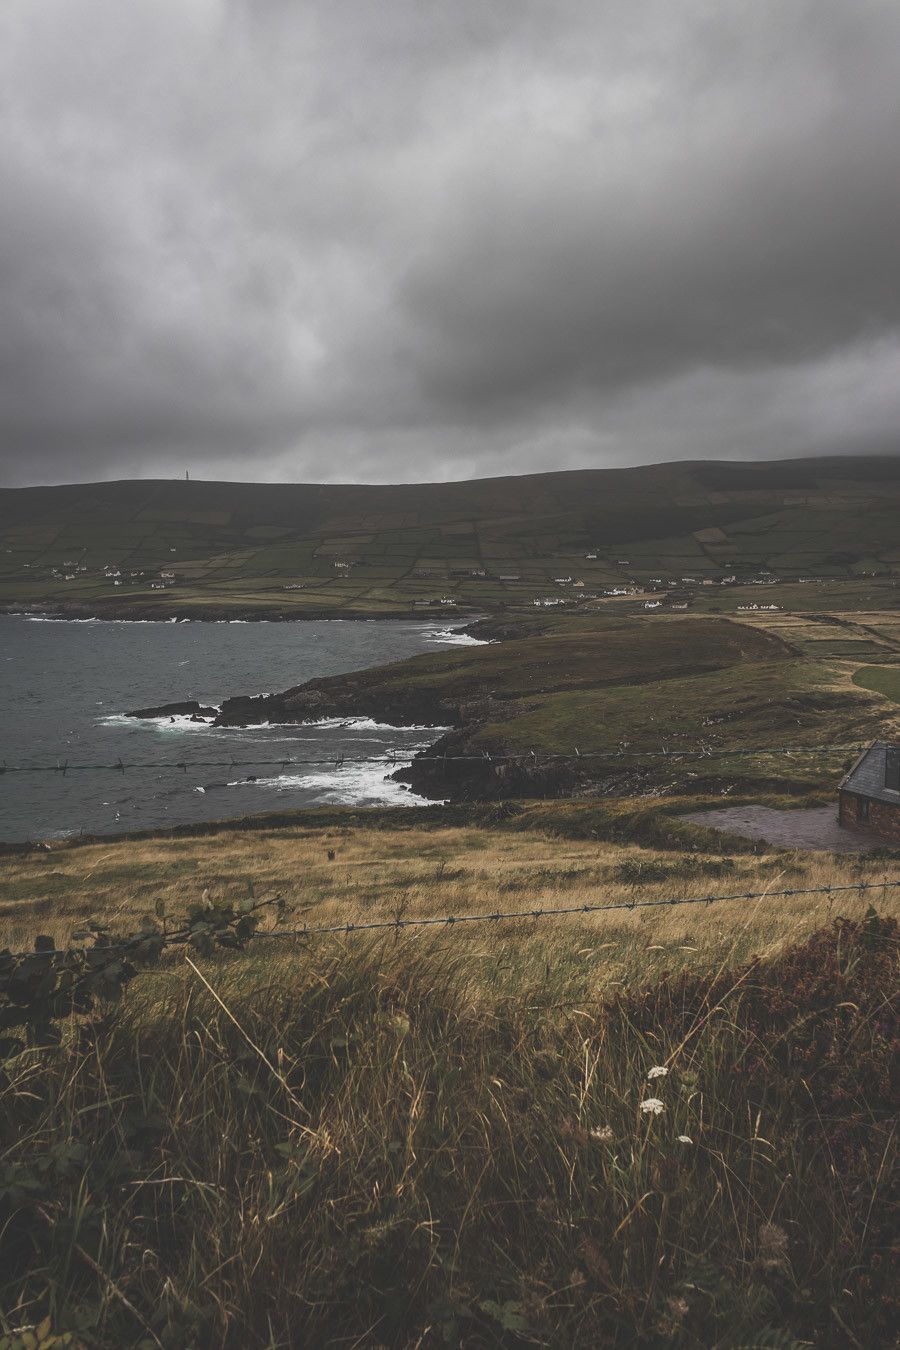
[681,804,884,853]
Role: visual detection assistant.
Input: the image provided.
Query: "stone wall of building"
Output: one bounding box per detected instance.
[839,790,900,842]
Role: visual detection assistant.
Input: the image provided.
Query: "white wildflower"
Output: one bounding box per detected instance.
[756,1221,790,1272]
[640,1098,665,1115]
[590,1125,614,1142]
[677,1135,693,1144]
[668,1296,690,1321]
[647,1065,669,1080]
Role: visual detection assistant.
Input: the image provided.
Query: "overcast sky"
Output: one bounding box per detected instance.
[1,0,899,487]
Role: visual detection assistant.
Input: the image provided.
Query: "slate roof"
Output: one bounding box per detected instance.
[839,740,900,806]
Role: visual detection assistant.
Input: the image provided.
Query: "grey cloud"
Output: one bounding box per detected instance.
[400,9,900,406]
[0,0,898,485]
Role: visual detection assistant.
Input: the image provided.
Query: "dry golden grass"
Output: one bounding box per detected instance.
[2,819,897,996]
[2,818,897,1345]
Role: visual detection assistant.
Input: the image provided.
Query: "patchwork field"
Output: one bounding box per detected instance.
[2,455,900,618]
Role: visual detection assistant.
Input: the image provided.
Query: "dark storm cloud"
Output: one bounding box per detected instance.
[1,0,898,485]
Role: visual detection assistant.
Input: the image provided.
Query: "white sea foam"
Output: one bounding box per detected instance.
[423,626,488,646]
[99,712,218,730]
[300,716,446,732]
[152,714,217,730]
[98,712,446,738]
[228,759,444,807]
[26,616,154,624]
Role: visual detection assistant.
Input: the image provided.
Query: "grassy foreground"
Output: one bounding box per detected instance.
[1,812,899,952]
[1,819,898,1347]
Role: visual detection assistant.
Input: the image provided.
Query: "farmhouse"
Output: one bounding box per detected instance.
[838,741,900,841]
[663,588,694,608]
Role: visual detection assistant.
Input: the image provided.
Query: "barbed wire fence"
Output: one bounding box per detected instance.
[9,879,899,958]
[0,741,868,776]
[265,878,900,940]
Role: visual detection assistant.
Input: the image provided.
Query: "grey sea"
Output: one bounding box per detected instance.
[0,616,482,843]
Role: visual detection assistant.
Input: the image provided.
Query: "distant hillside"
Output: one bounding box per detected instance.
[1,454,899,617]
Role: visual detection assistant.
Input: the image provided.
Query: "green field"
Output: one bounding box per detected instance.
[852,665,900,704]
[2,455,900,617]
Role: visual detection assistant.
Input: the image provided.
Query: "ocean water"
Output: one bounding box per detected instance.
[0,616,484,842]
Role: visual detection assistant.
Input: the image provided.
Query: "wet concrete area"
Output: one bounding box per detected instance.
[681,804,885,853]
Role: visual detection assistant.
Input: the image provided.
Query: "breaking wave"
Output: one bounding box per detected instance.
[421,626,488,646]
[226,758,443,807]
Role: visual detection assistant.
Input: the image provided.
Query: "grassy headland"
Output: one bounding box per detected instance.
[142,611,900,803]
[3,808,898,954]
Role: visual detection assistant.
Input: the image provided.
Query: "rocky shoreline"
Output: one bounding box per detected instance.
[124,675,601,808]
[125,677,473,799]
[120,611,823,805]
[123,613,571,802]
[125,702,578,803]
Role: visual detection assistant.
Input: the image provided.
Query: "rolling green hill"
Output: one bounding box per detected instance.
[1,454,899,617]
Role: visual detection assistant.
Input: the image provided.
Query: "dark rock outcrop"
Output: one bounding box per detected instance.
[394,730,586,802]
[127,700,218,720]
[213,674,466,730]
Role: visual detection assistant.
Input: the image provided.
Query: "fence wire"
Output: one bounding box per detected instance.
[0,742,867,776]
[266,878,900,939]
[11,879,897,957]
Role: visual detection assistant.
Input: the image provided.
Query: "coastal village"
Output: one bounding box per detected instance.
[15,545,886,616]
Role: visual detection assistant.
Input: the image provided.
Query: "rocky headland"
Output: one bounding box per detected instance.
[124,615,832,804]
[124,617,567,801]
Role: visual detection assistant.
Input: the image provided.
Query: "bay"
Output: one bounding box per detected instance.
[0,616,481,842]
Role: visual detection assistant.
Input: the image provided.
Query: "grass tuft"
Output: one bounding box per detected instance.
[0,899,896,1346]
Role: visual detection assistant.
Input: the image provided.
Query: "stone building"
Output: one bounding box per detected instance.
[838,741,900,841]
